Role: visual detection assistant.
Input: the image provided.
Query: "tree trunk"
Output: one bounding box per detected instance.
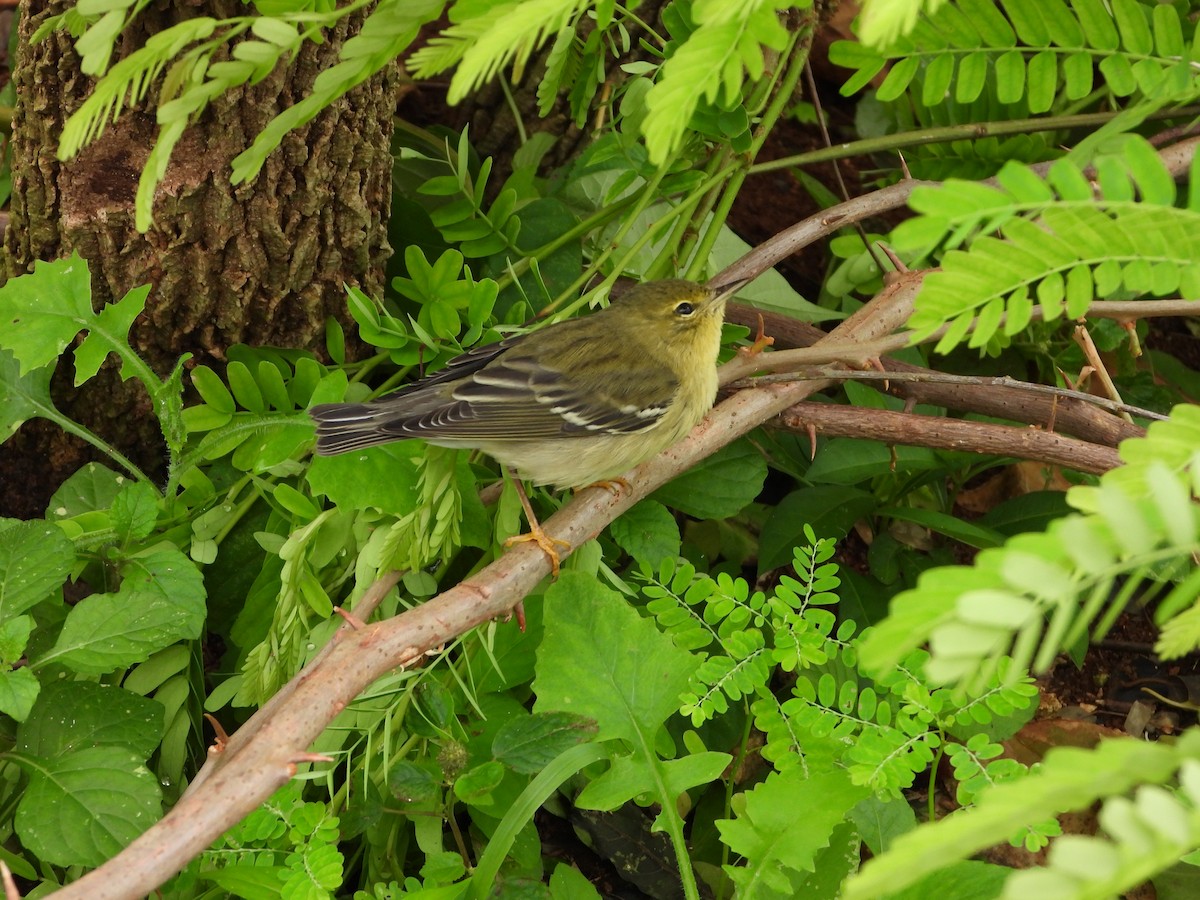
[1,0,395,516]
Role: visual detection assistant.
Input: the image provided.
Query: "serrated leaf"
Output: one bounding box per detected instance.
[74,285,151,385]
[111,481,160,544]
[0,349,55,442]
[17,680,164,759]
[39,548,206,674]
[534,572,698,746]
[652,438,766,520]
[719,768,870,895]
[0,520,74,624]
[14,746,162,867]
[493,711,599,775]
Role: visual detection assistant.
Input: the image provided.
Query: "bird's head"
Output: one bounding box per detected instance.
[612,278,747,341]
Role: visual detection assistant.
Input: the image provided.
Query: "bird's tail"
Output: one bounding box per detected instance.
[309,402,400,455]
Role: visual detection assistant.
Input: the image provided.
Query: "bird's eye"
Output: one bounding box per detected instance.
[674,301,695,316]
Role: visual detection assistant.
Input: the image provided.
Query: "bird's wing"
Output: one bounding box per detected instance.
[312,333,679,450]
[443,349,679,439]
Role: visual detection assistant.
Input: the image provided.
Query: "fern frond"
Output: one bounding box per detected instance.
[858,405,1200,692]
[894,146,1200,350]
[408,0,590,104]
[1002,760,1200,899]
[832,0,1200,111]
[856,0,949,48]
[843,729,1200,900]
[231,0,443,185]
[58,18,222,160]
[642,0,792,164]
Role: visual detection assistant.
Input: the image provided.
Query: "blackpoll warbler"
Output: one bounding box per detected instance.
[310,278,745,571]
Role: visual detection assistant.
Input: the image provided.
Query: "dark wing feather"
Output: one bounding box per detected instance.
[311,330,678,454]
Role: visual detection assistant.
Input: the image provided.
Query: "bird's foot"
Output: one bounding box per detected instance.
[505,525,571,577]
[585,476,631,495]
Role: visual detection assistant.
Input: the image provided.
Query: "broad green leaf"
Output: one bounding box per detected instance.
[111,482,160,544]
[39,548,206,674]
[46,461,125,518]
[306,442,422,517]
[0,615,33,663]
[0,520,74,624]
[492,712,598,775]
[387,760,440,803]
[13,746,162,867]
[719,768,870,896]
[0,668,40,722]
[549,863,602,900]
[0,349,54,441]
[534,571,697,746]
[850,795,917,854]
[807,438,938,485]
[889,861,1009,899]
[653,438,766,520]
[0,254,94,373]
[577,748,729,812]
[16,680,164,759]
[878,506,1004,550]
[608,500,681,565]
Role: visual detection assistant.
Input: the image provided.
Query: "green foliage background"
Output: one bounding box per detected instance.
[1,0,1200,897]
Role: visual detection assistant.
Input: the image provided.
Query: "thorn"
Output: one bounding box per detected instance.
[334,607,367,630]
[203,713,230,753]
[737,313,775,358]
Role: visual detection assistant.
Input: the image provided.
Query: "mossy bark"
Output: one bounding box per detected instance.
[0,0,395,516]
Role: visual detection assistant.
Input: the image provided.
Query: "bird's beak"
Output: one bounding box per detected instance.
[706,277,750,306]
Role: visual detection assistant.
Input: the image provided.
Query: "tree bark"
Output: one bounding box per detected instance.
[1,0,395,516]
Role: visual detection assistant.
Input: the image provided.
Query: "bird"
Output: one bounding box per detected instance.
[310,278,746,574]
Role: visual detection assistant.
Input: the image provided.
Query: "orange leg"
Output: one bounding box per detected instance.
[503,470,570,577]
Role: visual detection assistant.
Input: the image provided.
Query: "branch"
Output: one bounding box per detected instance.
[779,401,1124,475]
[54,134,1200,900]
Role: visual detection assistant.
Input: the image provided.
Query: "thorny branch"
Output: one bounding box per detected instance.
[51,136,1200,900]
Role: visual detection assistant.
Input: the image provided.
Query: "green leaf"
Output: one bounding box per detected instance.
[576,747,729,812]
[878,506,1004,550]
[889,861,1010,899]
[17,680,164,759]
[534,571,698,746]
[652,439,766,520]
[0,254,94,373]
[718,768,870,896]
[111,481,160,544]
[306,443,421,517]
[0,349,54,441]
[13,746,162,867]
[47,461,125,518]
[608,500,681,564]
[38,548,206,674]
[0,520,74,624]
[74,285,151,385]
[493,712,599,775]
[0,668,40,722]
[387,760,440,803]
[850,795,917,854]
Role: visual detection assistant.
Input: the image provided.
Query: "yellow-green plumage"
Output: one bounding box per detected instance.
[310,279,741,489]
